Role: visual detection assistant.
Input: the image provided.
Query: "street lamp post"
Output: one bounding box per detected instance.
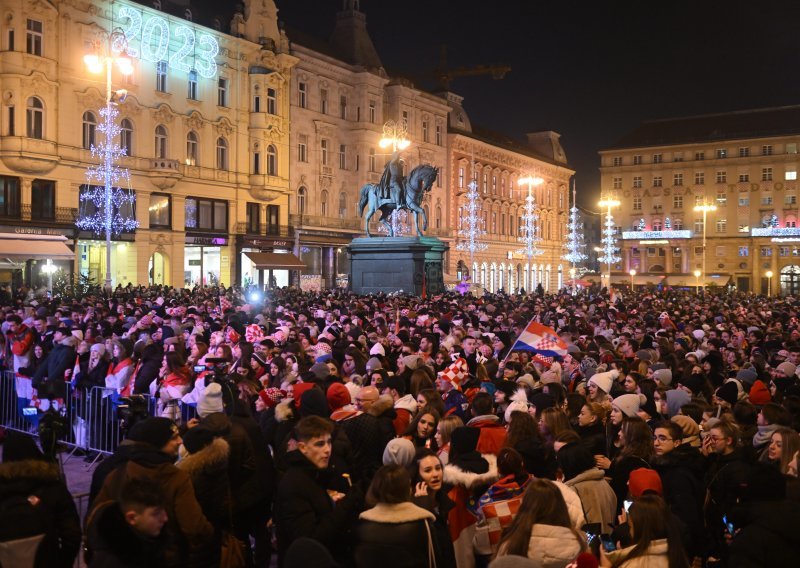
[41,260,57,295]
[629,269,636,290]
[598,198,621,290]
[84,30,133,293]
[569,267,577,295]
[379,120,411,237]
[766,270,774,297]
[518,175,544,290]
[694,269,701,294]
[693,202,717,294]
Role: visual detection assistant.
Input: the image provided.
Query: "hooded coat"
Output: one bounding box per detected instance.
[85,500,167,568]
[563,467,617,534]
[31,337,77,399]
[356,502,442,568]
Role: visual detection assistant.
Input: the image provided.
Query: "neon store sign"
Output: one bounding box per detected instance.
[113,4,219,79]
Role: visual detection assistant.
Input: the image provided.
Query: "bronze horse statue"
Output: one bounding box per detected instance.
[358,164,439,237]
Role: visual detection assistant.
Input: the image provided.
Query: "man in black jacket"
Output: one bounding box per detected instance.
[32,329,77,400]
[275,415,361,566]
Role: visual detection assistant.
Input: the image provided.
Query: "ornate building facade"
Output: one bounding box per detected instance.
[600,106,800,295]
[0,0,296,288]
[446,93,573,293]
[287,2,450,289]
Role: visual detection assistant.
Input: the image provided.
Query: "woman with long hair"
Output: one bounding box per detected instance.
[602,494,688,568]
[416,388,446,418]
[405,408,440,450]
[557,442,617,534]
[495,478,586,565]
[608,418,654,515]
[410,448,457,568]
[539,407,574,447]
[577,402,608,457]
[434,414,464,465]
[763,426,800,474]
[505,411,557,479]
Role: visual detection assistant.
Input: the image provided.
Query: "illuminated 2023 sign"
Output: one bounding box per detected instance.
[113,5,219,79]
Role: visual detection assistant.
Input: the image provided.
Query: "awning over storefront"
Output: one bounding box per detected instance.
[243,252,305,270]
[0,234,73,261]
[663,274,732,287]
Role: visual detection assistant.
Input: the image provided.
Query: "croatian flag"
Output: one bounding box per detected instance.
[510,319,568,360]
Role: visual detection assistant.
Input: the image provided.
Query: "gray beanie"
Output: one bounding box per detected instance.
[653,368,673,386]
[382,438,416,467]
[309,362,330,381]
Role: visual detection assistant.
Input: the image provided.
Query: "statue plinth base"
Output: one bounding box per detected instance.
[348,236,449,296]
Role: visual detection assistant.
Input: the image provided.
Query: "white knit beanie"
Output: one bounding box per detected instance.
[613,393,645,418]
[588,370,618,394]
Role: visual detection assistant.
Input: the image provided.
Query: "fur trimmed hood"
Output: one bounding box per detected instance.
[0,459,60,482]
[444,453,499,489]
[177,437,229,477]
[359,501,435,523]
[367,394,395,417]
[275,398,295,422]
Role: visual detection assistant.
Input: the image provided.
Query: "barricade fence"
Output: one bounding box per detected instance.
[1,371,197,460]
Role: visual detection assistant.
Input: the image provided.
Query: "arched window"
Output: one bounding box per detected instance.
[154,125,168,159]
[558,265,563,290]
[267,144,277,175]
[339,192,347,218]
[490,263,497,292]
[120,118,133,156]
[216,137,228,170]
[186,131,198,165]
[297,186,307,214]
[435,206,442,229]
[82,111,97,149]
[320,189,328,216]
[26,97,43,139]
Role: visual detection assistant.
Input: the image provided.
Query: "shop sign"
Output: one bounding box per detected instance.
[188,259,201,266]
[186,235,228,246]
[0,225,73,237]
[243,237,292,248]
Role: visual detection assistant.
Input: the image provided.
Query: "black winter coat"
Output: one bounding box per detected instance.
[729,500,800,567]
[32,343,76,399]
[609,454,651,515]
[0,459,81,568]
[577,422,607,457]
[132,343,163,395]
[355,502,442,568]
[274,450,362,565]
[86,501,167,568]
[654,444,706,557]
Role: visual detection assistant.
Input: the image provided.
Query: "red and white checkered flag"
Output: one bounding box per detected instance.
[219,295,232,312]
[439,357,468,391]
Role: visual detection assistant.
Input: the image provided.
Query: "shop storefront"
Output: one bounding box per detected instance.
[184,235,228,288]
[0,229,75,290]
[237,235,303,289]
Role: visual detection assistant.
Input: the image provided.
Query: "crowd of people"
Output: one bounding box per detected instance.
[1,283,800,567]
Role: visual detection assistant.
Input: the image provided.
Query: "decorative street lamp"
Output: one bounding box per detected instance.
[379,120,411,237]
[80,29,137,293]
[694,269,702,294]
[598,198,621,289]
[766,270,774,297]
[41,259,57,294]
[693,202,717,293]
[629,268,636,290]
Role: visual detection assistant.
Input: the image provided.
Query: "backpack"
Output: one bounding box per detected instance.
[0,492,50,568]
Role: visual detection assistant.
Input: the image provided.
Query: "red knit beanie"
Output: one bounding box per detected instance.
[326,382,352,412]
[749,380,772,406]
[628,467,663,497]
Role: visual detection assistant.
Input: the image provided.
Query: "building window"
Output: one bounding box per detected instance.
[492,177,497,194]
[186,131,198,165]
[339,144,347,170]
[716,218,727,233]
[266,205,279,234]
[402,110,409,129]
[673,173,683,186]
[787,217,797,228]
[762,145,773,156]
[761,246,773,257]
[321,139,329,166]
[612,156,622,166]
[368,148,376,172]
[216,137,228,170]
[694,172,704,185]
[253,92,261,113]
[82,111,96,149]
[673,219,683,230]
[120,118,133,156]
[613,177,622,189]
[653,153,662,164]
[217,78,229,106]
[482,173,488,193]
[422,120,429,142]
[458,168,464,189]
[632,197,642,211]
[154,125,168,159]
[252,146,261,174]
[673,195,683,209]
[5,104,15,136]
[246,202,260,234]
[694,218,704,233]
[320,89,328,114]
[761,195,773,206]
[738,224,750,233]
[320,190,328,216]
[297,83,306,108]
[26,96,43,139]
[369,100,376,123]
[780,247,790,257]
[738,246,748,257]
[149,193,171,228]
[340,95,347,119]
[739,147,750,157]
[7,27,14,52]
[0,176,21,218]
[786,194,797,205]
[716,193,727,206]
[267,144,277,175]
[298,134,308,162]
[297,187,306,214]
[716,148,727,159]
[653,219,662,231]
[26,19,42,56]
[738,195,749,206]
[762,167,773,181]
[185,197,227,232]
[738,173,750,183]
[267,88,277,115]
[156,61,167,92]
[786,169,797,181]
[187,70,198,100]
[633,176,642,188]
[695,151,705,160]
[633,155,642,165]
[339,192,347,218]
[716,171,727,183]
[653,176,662,187]
[31,179,54,221]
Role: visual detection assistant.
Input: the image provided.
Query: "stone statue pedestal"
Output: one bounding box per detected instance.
[348,236,449,296]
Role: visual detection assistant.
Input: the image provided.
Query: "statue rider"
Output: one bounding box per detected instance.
[379,151,405,204]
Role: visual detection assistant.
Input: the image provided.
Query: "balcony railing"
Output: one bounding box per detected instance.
[290,213,361,231]
[19,204,76,225]
[234,222,292,237]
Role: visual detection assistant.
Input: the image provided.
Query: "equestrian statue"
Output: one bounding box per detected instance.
[358,151,439,237]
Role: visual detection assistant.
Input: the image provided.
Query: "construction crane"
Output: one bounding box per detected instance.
[434,45,511,90]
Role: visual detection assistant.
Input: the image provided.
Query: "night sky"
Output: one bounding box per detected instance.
[270,0,800,208]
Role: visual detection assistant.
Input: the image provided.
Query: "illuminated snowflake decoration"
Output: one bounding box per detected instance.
[598,210,621,265]
[562,205,588,264]
[517,192,543,258]
[456,181,488,254]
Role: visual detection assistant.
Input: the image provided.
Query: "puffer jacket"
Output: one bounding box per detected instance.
[563,467,617,533]
[497,523,584,568]
[605,538,669,568]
